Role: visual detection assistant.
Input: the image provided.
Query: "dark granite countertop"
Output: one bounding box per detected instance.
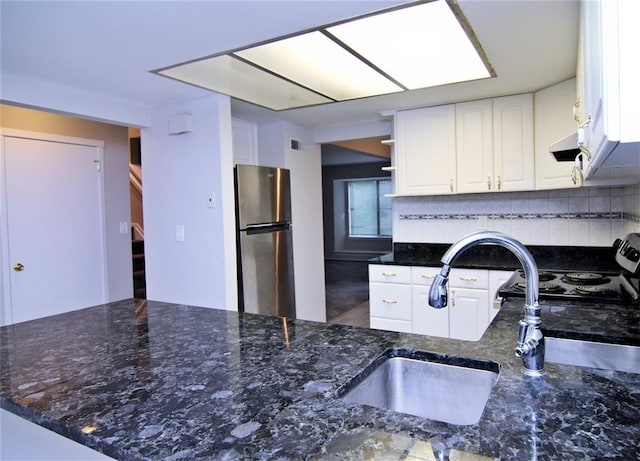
[1,298,639,460]
[371,243,620,272]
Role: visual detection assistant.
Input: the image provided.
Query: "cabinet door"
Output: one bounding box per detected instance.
[411,285,449,338]
[580,0,603,154]
[492,94,535,191]
[449,288,488,341]
[489,270,515,322]
[534,79,578,190]
[395,105,456,195]
[456,99,494,193]
[580,0,640,179]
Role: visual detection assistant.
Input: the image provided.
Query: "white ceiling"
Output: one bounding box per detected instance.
[0,0,579,129]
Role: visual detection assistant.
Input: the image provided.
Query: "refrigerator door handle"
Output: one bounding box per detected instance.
[245,222,290,235]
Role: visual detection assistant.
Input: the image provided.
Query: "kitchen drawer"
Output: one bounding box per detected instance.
[449,269,489,289]
[370,317,413,334]
[369,282,412,320]
[369,264,412,284]
[411,266,441,285]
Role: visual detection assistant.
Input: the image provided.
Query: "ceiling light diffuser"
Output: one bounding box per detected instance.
[235,31,403,101]
[160,55,332,111]
[327,1,491,89]
[156,0,493,111]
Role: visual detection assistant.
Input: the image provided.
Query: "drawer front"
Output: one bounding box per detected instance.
[370,317,412,334]
[369,264,412,284]
[369,283,412,320]
[449,269,489,289]
[411,266,442,285]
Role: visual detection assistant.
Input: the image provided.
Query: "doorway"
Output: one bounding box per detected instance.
[128,129,146,299]
[321,137,393,327]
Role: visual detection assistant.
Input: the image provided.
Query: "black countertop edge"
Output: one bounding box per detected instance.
[369,242,620,272]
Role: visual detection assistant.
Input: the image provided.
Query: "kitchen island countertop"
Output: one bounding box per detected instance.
[1,298,639,460]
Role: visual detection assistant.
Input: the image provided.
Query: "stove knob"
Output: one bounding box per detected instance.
[628,249,640,262]
[621,241,630,254]
[613,238,623,249]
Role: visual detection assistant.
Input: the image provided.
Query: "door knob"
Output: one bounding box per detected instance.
[13,263,24,272]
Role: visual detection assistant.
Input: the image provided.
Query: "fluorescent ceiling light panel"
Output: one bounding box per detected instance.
[155,0,492,110]
[235,31,403,101]
[327,1,490,89]
[159,55,332,110]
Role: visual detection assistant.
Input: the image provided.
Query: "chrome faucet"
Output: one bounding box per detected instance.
[428,231,545,377]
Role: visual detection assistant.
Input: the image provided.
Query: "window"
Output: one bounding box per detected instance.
[347,178,392,238]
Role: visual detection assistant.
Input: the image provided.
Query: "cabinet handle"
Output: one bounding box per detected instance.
[497,175,502,190]
[449,178,454,192]
[421,274,435,279]
[381,272,397,277]
[451,289,456,307]
[487,175,491,190]
[382,299,398,304]
[459,276,478,282]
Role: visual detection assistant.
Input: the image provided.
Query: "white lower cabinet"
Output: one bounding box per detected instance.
[369,265,413,333]
[489,270,516,322]
[447,269,489,341]
[448,287,487,341]
[412,266,449,337]
[370,264,512,340]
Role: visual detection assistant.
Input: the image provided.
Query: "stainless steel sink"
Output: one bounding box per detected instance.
[545,337,640,374]
[337,349,499,425]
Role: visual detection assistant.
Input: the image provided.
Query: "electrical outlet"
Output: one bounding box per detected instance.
[176,225,185,242]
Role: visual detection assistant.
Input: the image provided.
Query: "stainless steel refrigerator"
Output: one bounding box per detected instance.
[234,164,296,318]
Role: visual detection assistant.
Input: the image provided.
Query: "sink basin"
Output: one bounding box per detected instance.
[545,337,640,374]
[336,349,499,425]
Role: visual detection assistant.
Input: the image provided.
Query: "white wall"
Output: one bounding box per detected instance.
[1,71,150,128]
[142,94,237,309]
[258,121,326,322]
[393,186,636,246]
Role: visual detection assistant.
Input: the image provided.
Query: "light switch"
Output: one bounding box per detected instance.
[176,225,185,242]
[119,221,128,234]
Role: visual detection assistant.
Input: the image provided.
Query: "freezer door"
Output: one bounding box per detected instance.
[235,164,291,229]
[239,228,296,318]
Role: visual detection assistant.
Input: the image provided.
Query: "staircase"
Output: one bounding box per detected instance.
[132,237,146,299]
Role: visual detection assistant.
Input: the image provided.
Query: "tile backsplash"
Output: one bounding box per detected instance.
[393,185,640,246]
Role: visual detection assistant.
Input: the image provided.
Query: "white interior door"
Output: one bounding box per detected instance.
[2,134,106,324]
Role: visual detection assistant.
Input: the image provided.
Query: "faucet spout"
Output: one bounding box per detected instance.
[428,231,545,377]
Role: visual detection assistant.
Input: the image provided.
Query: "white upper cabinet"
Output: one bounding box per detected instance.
[456,99,494,193]
[395,105,457,195]
[492,94,535,192]
[534,78,578,190]
[577,0,640,180]
[456,96,534,193]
